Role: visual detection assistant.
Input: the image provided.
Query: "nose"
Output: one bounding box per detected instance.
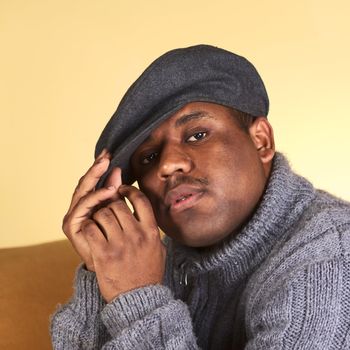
[157,143,193,180]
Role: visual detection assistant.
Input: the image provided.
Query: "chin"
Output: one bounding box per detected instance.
[158,206,243,247]
[164,224,233,248]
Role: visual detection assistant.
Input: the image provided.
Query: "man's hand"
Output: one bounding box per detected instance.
[62,148,166,302]
[62,149,121,272]
[81,184,166,303]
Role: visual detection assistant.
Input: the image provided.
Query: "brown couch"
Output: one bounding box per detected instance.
[0,240,81,349]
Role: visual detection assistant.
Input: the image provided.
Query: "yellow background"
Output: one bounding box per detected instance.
[1,0,349,248]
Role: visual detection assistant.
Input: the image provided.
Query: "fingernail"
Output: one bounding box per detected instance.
[118,185,128,193]
[107,185,115,190]
[98,148,108,158]
[95,157,106,165]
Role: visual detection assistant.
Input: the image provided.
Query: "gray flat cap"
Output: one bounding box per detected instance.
[95,44,269,187]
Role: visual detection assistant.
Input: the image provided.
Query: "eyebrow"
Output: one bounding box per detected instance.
[141,110,215,144]
[174,111,215,128]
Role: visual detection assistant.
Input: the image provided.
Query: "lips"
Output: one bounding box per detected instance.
[164,184,204,212]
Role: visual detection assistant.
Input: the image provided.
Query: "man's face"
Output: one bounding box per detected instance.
[130,102,273,247]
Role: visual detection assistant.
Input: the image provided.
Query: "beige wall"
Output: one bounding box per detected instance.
[1,0,349,248]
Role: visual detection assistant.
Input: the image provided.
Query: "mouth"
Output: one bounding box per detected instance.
[171,192,204,212]
[175,193,194,203]
[165,185,205,213]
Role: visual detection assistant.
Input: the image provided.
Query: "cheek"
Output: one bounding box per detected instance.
[137,173,163,212]
[201,140,249,184]
[207,141,265,209]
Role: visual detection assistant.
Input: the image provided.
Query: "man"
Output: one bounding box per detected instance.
[50,45,350,349]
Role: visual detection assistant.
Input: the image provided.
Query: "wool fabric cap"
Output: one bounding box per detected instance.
[95,44,269,187]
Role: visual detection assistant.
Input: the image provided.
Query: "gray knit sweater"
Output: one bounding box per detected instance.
[50,153,350,349]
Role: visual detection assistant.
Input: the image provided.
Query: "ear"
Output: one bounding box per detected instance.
[248,117,275,166]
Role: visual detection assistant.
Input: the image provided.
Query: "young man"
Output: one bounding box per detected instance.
[50,45,350,349]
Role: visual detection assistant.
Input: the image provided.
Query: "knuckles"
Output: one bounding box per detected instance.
[61,215,69,233]
[93,207,115,221]
[126,188,148,203]
[133,192,149,206]
[81,220,97,234]
[148,226,161,238]
[74,176,85,193]
[62,213,74,235]
[107,200,130,214]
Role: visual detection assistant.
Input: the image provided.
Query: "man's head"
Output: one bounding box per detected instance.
[95,44,270,187]
[94,44,275,246]
[130,101,275,247]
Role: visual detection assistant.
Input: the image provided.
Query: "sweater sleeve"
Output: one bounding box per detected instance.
[50,264,200,349]
[100,284,199,349]
[245,256,350,349]
[50,263,110,349]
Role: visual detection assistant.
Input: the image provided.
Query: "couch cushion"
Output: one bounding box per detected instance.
[0,240,81,350]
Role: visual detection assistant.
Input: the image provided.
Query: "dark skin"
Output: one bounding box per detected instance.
[62,102,275,303]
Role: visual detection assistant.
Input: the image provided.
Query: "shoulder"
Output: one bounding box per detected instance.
[277,189,350,265]
[244,192,350,347]
[247,189,350,300]
[288,189,350,260]
[304,189,350,230]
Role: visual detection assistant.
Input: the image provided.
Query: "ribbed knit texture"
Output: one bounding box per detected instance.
[50,265,110,348]
[50,153,350,349]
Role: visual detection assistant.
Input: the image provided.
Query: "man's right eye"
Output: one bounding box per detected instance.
[141,152,158,165]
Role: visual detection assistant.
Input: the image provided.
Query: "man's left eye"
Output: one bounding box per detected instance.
[187,132,207,142]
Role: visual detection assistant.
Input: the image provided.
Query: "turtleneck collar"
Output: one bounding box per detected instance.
[168,152,316,283]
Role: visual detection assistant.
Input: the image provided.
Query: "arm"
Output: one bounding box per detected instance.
[100,285,198,349]
[51,149,200,349]
[82,184,200,349]
[51,256,199,350]
[50,149,118,348]
[50,264,110,349]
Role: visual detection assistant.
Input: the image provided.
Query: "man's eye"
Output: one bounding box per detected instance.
[187,132,207,142]
[141,152,158,165]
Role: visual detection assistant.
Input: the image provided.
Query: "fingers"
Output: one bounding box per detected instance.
[107,199,136,232]
[62,148,116,237]
[78,184,163,301]
[64,186,117,236]
[68,150,112,213]
[103,167,123,202]
[91,206,124,242]
[95,148,109,162]
[62,148,123,272]
[118,185,158,230]
[105,167,122,188]
[81,219,108,256]
[91,185,158,244]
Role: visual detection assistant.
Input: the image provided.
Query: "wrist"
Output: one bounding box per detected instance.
[101,284,173,335]
[72,263,106,316]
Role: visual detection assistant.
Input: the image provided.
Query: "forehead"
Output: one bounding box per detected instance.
[145,102,233,140]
